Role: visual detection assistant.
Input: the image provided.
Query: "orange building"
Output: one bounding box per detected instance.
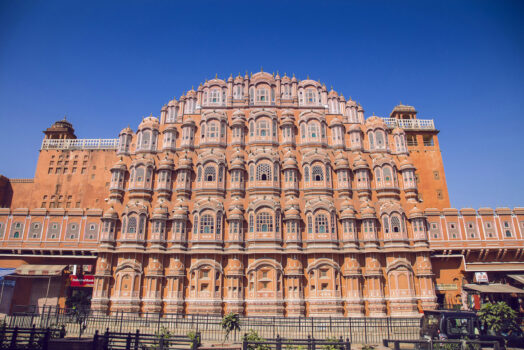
[0,72,522,317]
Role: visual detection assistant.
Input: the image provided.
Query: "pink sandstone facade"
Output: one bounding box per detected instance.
[0,72,522,317]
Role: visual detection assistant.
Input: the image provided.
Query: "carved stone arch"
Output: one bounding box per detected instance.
[304,197,335,215]
[247,197,281,213]
[192,198,224,214]
[386,259,413,274]
[115,260,143,274]
[189,259,223,274]
[246,258,283,273]
[379,201,405,217]
[248,109,277,122]
[201,110,227,123]
[301,150,330,166]
[306,258,341,273]
[298,110,324,123]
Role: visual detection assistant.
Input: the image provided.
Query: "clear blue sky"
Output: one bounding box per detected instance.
[0,0,523,209]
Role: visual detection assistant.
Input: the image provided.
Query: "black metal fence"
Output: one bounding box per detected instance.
[3,306,421,345]
[243,335,351,350]
[383,338,501,350]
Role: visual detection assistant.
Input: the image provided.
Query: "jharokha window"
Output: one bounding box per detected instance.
[256,212,273,232]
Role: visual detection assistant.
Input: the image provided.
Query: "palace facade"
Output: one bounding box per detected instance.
[0,72,522,317]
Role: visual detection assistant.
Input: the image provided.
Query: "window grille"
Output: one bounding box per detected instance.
[249,214,254,232]
[200,214,214,234]
[204,166,216,182]
[256,163,272,181]
[256,212,273,232]
[308,216,313,234]
[312,165,324,181]
[304,166,310,182]
[216,212,222,235]
[315,214,328,234]
[127,217,137,234]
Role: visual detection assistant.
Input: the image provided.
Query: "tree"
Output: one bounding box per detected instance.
[477,301,519,335]
[221,313,241,341]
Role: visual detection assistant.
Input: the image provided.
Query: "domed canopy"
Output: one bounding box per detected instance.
[138,115,160,130]
[352,154,369,170]
[329,117,343,127]
[409,205,424,219]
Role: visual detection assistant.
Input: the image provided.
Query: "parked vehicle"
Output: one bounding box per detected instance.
[420,310,508,347]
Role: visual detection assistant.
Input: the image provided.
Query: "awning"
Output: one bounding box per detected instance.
[0,268,16,279]
[465,263,524,272]
[15,264,66,276]
[464,283,524,294]
[508,274,524,285]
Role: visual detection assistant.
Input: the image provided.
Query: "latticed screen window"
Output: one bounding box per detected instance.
[275,211,280,233]
[207,122,218,138]
[204,166,216,182]
[391,216,401,232]
[308,123,319,138]
[200,214,214,234]
[210,90,220,103]
[127,217,137,233]
[312,166,324,181]
[376,131,385,147]
[331,212,336,233]
[256,213,273,232]
[306,89,316,103]
[256,89,268,102]
[256,163,271,181]
[383,167,392,182]
[308,216,313,234]
[304,166,309,182]
[249,214,254,232]
[315,214,328,233]
[216,213,222,235]
[257,120,269,136]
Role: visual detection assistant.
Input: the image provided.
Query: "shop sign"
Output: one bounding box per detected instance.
[474,272,489,283]
[70,275,94,287]
[435,283,458,291]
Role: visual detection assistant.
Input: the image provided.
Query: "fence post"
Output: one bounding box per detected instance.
[345,337,351,350]
[272,317,276,339]
[134,329,140,350]
[42,328,51,350]
[364,318,367,344]
[10,326,18,350]
[311,336,316,350]
[29,324,36,346]
[119,311,124,333]
[394,341,400,350]
[92,330,99,350]
[242,333,247,350]
[307,335,311,350]
[387,317,390,341]
[103,328,110,350]
[159,337,164,350]
[157,312,161,333]
[276,334,282,350]
[125,332,132,350]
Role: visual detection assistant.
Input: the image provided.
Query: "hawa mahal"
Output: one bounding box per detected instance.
[0,71,522,317]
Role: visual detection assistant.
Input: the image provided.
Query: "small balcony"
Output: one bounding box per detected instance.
[380,118,435,130]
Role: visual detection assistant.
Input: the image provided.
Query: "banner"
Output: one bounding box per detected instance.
[69,275,94,287]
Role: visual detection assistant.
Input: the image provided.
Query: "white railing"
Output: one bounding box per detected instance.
[380,118,435,130]
[41,138,119,150]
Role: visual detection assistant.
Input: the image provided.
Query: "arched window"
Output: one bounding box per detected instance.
[306,89,316,104]
[272,120,277,137]
[312,165,324,181]
[136,168,144,183]
[375,168,382,184]
[383,167,392,183]
[200,214,214,234]
[204,166,216,182]
[315,214,328,233]
[249,165,254,181]
[139,215,146,235]
[376,131,385,148]
[383,217,389,233]
[201,124,206,139]
[301,124,306,139]
[127,217,137,233]
[250,121,254,137]
[307,216,313,233]
[193,215,198,233]
[249,214,254,232]
[308,122,319,139]
[256,212,273,232]
[304,166,310,182]
[216,212,222,235]
[207,121,218,139]
[257,120,269,137]
[256,163,271,181]
[197,167,202,181]
[273,163,278,181]
[142,130,151,148]
[391,216,401,233]
[369,132,375,149]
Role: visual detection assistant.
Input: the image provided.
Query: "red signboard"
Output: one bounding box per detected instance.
[70,275,94,287]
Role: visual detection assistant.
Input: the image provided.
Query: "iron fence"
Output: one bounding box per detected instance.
[2,306,421,345]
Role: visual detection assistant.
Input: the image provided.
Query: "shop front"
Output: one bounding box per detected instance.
[65,264,94,310]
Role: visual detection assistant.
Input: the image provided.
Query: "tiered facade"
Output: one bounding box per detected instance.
[90,72,440,316]
[3,71,520,317]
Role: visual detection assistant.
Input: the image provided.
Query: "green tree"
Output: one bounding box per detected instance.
[221,313,241,341]
[477,301,519,335]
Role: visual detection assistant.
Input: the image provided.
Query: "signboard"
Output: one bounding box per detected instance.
[435,283,458,291]
[474,272,489,283]
[69,275,94,287]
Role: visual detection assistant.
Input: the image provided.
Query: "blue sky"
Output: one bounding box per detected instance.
[0,0,523,209]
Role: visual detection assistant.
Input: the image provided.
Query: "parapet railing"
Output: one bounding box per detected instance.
[41,138,120,150]
[381,118,435,130]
